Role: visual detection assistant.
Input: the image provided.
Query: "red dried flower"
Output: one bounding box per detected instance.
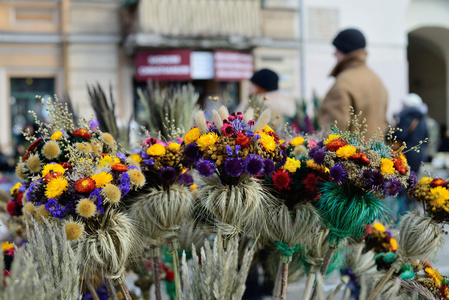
[60,162,72,170]
[272,170,291,191]
[75,177,96,193]
[439,284,449,299]
[326,139,347,152]
[235,133,251,148]
[351,152,370,165]
[16,193,23,206]
[44,172,63,182]
[268,131,280,144]
[6,201,20,217]
[72,128,91,140]
[393,158,406,175]
[303,173,319,193]
[22,151,29,162]
[27,137,43,153]
[431,178,447,188]
[112,163,128,172]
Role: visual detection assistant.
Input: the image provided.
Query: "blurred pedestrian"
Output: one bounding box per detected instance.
[319,28,388,137]
[394,93,428,174]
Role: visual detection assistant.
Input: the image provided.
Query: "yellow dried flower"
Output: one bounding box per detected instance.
[190,184,197,191]
[36,205,51,223]
[284,157,301,173]
[27,155,42,173]
[22,202,35,220]
[263,125,274,133]
[2,241,14,252]
[380,158,395,175]
[42,163,66,177]
[10,182,22,196]
[91,172,113,188]
[196,133,218,151]
[290,137,304,147]
[76,199,96,218]
[420,177,432,185]
[167,142,181,152]
[129,154,142,164]
[76,142,92,153]
[306,160,329,173]
[430,186,449,209]
[335,145,357,160]
[147,144,166,156]
[42,140,61,160]
[101,184,121,204]
[373,223,386,232]
[100,133,115,146]
[99,155,120,167]
[65,221,84,240]
[258,132,276,152]
[425,267,443,286]
[324,134,340,145]
[45,177,69,198]
[127,169,146,189]
[184,127,201,144]
[51,131,63,141]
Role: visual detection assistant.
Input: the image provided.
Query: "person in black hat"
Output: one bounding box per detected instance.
[319,28,389,137]
[249,68,279,96]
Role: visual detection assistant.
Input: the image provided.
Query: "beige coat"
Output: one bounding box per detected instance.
[319,50,388,138]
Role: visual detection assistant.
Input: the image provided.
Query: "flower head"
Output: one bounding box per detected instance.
[184,127,201,144]
[51,131,63,141]
[263,159,275,176]
[236,133,251,148]
[75,177,96,193]
[147,144,166,156]
[272,170,291,191]
[324,134,340,145]
[42,140,61,160]
[196,160,215,177]
[111,163,128,172]
[336,145,357,160]
[167,142,181,152]
[129,154,142,164]
[101,184,121,204]
[371,170,384,186]
[313,148,326,165]
[42,163,66,177]
[127,169,146,189]
[91,172,113,188]
[76,199,97,218]
[408,171,418,189]
[290,137,304,147]
[221,123,234,136]
[27,155,42,173]
[100,133,115,146]
[284,157,301,173]
[6,201,21,217]
[224,158,245,177]
[258,132,276,152]
[65,221,84,240]
[45,177,69,198]
[384,178,402,196]
[245,154,264,176]
[431,178,447,188]
[72,128,91,140]
[330,164,347,184]
[326,139,347,152]
[196,132,218,151]
[380,158,395,175]
[159,166,177,183]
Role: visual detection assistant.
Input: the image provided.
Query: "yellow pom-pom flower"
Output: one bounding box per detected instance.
[36,205,51,223]
[167,142,181,152]
[101,184,121,204]
[65,221,84,240]
[99,155,120,167]
[290,137,304,147]
[324,134,340,145]
[42,163,66,177]
[380,158,395,175]
[196,133,218,151]
[184,127,201,144]
[284,157,301,173]
[27,155,42,173]
[76,199,97,218]
[91,172,113,188]
[335,145,357,160]
[373,222,386,232]
[42,140,61,160]
[430,186,449,209]
[390,238,398,252]
[10,182,22,196]
[419,177,432,185]
[45,177,69,198]
[147,144,166,156]
[258,132,276,152]
[51,131,63,141]
[127,169,146,189]
[2,241,14,252]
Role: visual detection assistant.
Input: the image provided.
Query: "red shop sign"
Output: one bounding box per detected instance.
[135,50,192,81]
[214,50,253,81]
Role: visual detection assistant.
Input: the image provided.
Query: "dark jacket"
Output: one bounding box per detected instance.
[319,50,389,137]
[395,104,428,173]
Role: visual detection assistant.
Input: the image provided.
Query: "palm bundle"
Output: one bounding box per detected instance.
[180,234,256,299]
[181,106,284,240]
[128,134,194,299]
[16,97,141,300]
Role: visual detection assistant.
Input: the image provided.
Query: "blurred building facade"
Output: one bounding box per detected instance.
[1,0,449,154]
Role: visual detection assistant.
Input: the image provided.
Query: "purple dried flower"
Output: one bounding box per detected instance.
[89,188,104,214]
[313,149,326,165]
[317,141,324,148]
[279,147,287,167]
[408,171,418,189]
[196,160,215,177]
[184,143,200,158]
[230,119,247,131]
[119,172,131,197]
[330,163,347,184]
[384,178,402,196]
[116,152,126,160]
[224,158,245,177]
[143,158,154,166]
[19,184,26,193]
[178,172,194,186]
[235,145,241,154]
[263,159,275,176]
[139,149,150,159]
[245,154,264,176]
[226,145,233,156]
[308,146,319,159]
[254,134,261,140]
[360,169,374,185]
[128,165,139,170]
[47,202,66,219]
[372,170,384,186]
[159,166,177,182]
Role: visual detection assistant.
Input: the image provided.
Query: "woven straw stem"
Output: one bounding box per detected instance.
[310,245,338,300]
[280,261,289,300]
[367,265,396,300]
[272,261,283,300]
[301,266,317,300]
[120,283,132,300]
[105,278,119,300]
[151,256,162,300]
[85,275,100,300]
[169,238,182,300]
